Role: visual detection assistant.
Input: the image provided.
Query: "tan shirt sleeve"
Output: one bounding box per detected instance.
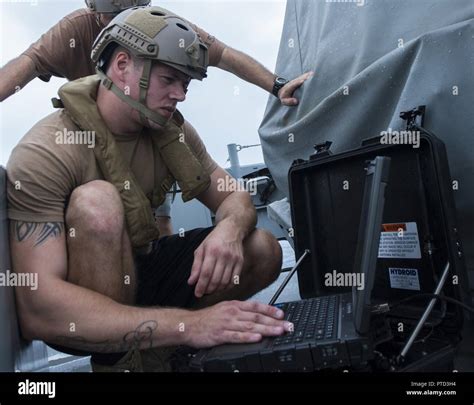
[6,116,80,223]
[182,121,218,176]
[22,9,98,82]
[187,22,226,67]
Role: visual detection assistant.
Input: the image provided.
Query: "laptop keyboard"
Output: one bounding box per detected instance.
[272,296,338,347]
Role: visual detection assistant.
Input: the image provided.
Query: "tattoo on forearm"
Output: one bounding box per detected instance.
[54,321,158,353]
[12,221,64,246]
[122,320,157,350]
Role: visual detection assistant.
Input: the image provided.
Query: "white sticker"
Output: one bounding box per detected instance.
[378,222,421,259]
[388,268,421,291]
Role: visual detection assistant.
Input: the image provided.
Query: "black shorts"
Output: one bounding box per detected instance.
[134,226,215,308]
[47,227,214,357]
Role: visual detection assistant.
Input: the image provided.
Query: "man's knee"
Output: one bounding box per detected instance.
[66,180,124,238]
[245,229,282,286]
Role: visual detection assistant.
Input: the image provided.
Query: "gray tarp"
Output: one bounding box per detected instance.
[259,0,474,275]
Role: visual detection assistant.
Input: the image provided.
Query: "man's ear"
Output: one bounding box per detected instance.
[110,51,133,84]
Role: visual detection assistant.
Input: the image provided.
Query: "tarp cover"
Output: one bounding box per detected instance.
[259,0,474,274]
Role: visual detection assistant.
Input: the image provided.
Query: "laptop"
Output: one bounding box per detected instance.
[190,156,391,372]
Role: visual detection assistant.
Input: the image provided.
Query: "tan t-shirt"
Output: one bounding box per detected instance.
[7,110,218,223]
[22,8,226,82]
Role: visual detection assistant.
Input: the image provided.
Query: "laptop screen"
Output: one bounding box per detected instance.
[352,156,391,335]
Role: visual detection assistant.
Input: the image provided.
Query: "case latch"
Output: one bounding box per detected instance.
[310,141,333,160]
[400,105,426,130]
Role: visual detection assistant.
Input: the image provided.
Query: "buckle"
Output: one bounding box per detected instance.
[139,77,149,89]
[102,77,113,90]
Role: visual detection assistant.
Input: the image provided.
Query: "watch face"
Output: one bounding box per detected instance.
[273,77,288,96]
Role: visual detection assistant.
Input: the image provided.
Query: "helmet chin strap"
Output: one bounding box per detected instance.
[138,59,154,127]
[96,64,169,128]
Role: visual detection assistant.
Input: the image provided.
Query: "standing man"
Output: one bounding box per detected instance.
[0,0,312,105]
[8,7,293,372]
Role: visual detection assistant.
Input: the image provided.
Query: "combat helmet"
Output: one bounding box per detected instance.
[85,0,151,14]
[91,6,208,126]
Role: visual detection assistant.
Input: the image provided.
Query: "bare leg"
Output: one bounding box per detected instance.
[65,180,136,305]
[195,229,282,308]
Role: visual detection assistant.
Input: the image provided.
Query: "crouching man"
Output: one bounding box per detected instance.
[7,7,291,372]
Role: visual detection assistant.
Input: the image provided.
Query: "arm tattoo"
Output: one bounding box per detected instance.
[54,321,158,353]
[35,222,64,246]
[12,221,64,246]
[206,34,216,45]
[14,221,37,241]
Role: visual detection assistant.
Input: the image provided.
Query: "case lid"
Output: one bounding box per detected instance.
[288,128,468,326]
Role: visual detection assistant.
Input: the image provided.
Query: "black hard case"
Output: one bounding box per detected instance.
[287,127,469,364]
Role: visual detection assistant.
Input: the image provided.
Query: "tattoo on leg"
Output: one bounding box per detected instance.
[12,221,64,246]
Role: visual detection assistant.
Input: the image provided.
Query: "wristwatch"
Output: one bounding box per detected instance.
[272,76,289,97]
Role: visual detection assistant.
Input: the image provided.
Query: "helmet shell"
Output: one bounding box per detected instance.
[85,0,151,14]
[91,6,208,80]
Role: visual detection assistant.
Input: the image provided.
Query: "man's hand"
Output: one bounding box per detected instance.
[278,71,314,106]
[217,47,313,108]
[185,300,293,348]
[188,220,243,298]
